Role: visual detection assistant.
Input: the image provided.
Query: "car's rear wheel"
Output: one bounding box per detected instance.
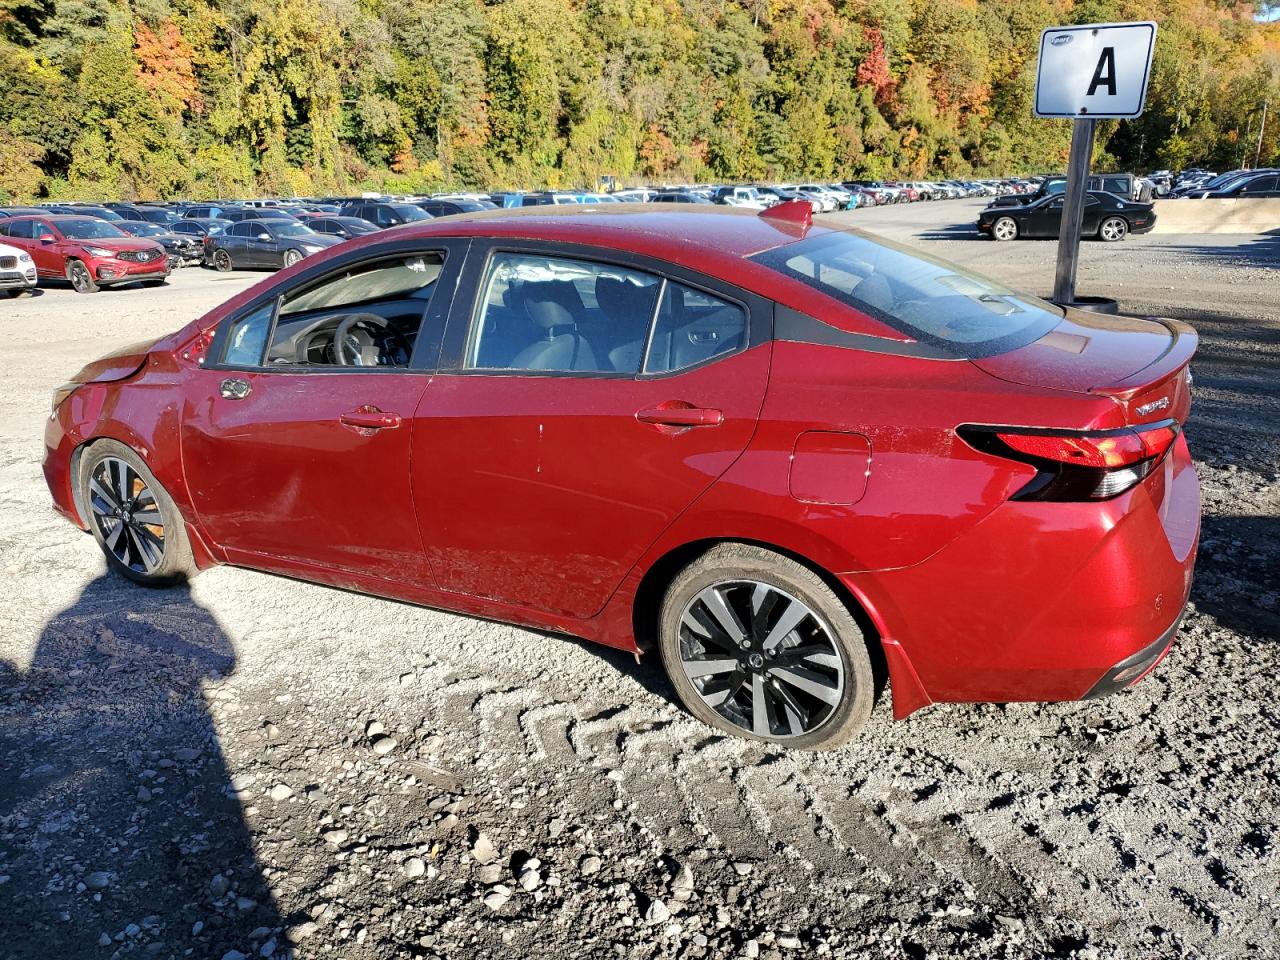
[991,216,1019,241]
[67,259,99,293]
[658,544,874,750]
[81,440,194,587]
[213,249,234,272]
[1099,216,1128,242]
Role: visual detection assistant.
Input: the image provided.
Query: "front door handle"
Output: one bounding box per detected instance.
[636,402,724,428]
[339,406,402,430]
[220,377,251,400]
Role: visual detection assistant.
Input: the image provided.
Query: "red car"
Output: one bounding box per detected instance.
[0,215,169,293]
[42,202,1200,749]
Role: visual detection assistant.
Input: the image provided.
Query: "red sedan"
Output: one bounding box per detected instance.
[42,202,1200,749]
[0,215,169,292]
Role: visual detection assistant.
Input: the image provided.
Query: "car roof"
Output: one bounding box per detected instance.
[357,204,842,260]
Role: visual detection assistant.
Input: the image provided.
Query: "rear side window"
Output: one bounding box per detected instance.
[467,253,660,374]
[644,283,746,374]
[750,230,1061,358]
[1,220,35,239]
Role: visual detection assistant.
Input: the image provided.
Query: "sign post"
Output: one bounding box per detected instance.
[1034,21,1157,308]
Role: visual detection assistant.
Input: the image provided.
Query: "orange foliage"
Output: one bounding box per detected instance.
[134,21,202,114]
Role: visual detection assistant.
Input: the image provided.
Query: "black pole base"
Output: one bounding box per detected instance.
[1051,295,1120,315]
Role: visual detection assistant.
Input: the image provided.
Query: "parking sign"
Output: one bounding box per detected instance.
[1034,22,1157,119]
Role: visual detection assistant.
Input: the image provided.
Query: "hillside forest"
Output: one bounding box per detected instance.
[0,0,1278,200]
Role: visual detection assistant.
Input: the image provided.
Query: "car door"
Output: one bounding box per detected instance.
[411,243,772,619]
[220,222,253,265]
[1237,175,1278,197]
[181,241,467,582]
[243,222,277,266]
[28,219,66,276]
[1024,197,1062,238]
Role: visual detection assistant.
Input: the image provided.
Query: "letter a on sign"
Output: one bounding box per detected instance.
[1034,22,1156,119]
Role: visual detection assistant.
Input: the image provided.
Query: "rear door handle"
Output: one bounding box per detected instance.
[636,403,723,428]
[340,406,402,430]
[219,377,251,400]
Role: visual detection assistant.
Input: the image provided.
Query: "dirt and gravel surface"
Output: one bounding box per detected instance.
[1,203,1277,960]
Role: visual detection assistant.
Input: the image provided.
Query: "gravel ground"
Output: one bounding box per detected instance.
[1,205,1277,960]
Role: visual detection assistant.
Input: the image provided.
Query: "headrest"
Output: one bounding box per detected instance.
[523,279,583,330]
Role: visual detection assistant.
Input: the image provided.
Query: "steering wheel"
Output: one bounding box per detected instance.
[333,313,412,367]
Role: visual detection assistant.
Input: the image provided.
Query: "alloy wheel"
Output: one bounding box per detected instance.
[678,580,845,739]
[1100,217,1128,241]
[214,250,233,272]
[993,217,1017,241]
[69,262,91,292]
[284,250,301,268]
[87,456,166,574]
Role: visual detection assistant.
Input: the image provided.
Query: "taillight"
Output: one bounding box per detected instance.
[959,421,1180,501]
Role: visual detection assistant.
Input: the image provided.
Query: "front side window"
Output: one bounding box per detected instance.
[222,304,273,367]
[263,253,445,367]
[467,253,660,374]
[644,282,746,374]
[750,229,1061,358]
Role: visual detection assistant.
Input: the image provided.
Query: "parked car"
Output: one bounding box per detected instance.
[183,204,238,220]
[978,190,1156,241]
[1196,171,1280,199]
[206,219,343,271]
[338,200,434,227]
[221,208,301,223]
[305,216,382,240]
[169,218,233,240]
[0,239,37,296]
[415,199,495,217]
[115,220,203,266]
[44,204,1199,749]
[710,186,772,210]
[0,215,168,292]
[651,191,714,204]
[0,206,52,219]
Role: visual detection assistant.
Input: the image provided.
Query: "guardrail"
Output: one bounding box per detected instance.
[1150,198,1280,234]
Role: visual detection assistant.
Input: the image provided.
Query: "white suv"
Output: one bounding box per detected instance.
[0,240,36,297]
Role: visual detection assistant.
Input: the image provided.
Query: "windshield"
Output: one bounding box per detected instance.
[750,230,1062,358]
[125,222,166,236]
[57,219,129,240]
[390,204,431,221]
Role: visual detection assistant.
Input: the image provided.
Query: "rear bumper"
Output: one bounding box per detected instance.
[844,434,1200,713]
[1081,607,1183,698]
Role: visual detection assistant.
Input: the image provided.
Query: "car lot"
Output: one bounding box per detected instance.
[1,201,1277,959]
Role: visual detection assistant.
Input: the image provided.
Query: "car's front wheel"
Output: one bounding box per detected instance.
[67,259,99,293]
[659,544,875,750]
[1098,216,1129,242]
[213,249,234,272]
[81,440,195,587]
[991,216,1019,241]
[282,249,302,269]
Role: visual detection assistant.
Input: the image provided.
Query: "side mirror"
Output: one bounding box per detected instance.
[257,233,271,242]
[39,234,56,244]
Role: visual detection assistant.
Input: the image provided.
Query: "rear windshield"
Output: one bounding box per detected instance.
[750,230,1062,358]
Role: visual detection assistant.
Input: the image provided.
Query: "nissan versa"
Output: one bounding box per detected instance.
[42,203,1200,749]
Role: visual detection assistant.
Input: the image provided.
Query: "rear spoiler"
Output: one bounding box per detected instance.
[1090,318,1198,402]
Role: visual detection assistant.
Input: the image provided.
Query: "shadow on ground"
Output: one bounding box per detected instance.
[0,576,282,959]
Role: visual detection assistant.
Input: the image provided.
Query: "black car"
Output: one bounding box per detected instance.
[1199,171,1280,199]
[0,207,52,218]
[336,201,433,228]
[305,216,381,240]
[169,217,234,239]
[221,209,301,223]
[183,204,239,220]
[978,190,1156,242]
[651,191,714,204]
[115,220,204,266]
[206,220,343,271]
[415,199,496,217]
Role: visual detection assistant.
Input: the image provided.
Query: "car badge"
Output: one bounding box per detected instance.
[1135,396,1170,416]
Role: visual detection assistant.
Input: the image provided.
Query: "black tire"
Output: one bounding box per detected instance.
[213,249,234,273]
[991,216,1019,242]
[4,288,34,298]
[1098,216,1128,242]
[658,544,875,750]
[67,259,99,293]
[282,249,302,269]
[80,440,195,587]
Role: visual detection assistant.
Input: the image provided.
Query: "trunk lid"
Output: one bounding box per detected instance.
[971,308,1197,425]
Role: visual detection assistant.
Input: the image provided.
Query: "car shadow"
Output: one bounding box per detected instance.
[916,223,986,240]
[0,576,282,959]
[1194,515,1280,640]
[1152,233,1280,268]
